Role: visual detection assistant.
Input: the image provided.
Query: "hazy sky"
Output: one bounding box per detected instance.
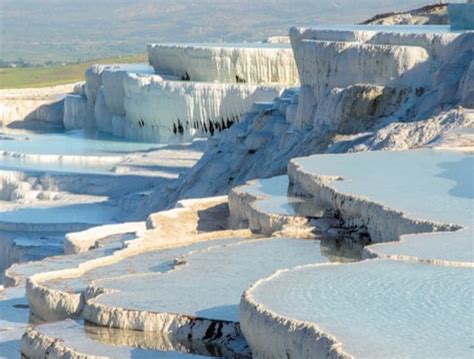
[0,0,455,63]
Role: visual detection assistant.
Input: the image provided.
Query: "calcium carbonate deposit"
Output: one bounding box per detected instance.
[0,3,473,358]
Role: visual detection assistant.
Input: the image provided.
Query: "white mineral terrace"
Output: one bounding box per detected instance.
[147,43,299,84]
[0,21,472,359]
[240,148,473,358]
[289,149,473,264]
[84,237,327,326]
[62,42,301,144]
[122,74,284,143]
[288,25,472,128]
[243,260,472,359]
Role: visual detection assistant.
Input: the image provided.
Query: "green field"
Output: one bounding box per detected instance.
[0,54,148,89]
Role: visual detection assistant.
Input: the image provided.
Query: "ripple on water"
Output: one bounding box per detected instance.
[251,260,473,358]
[93,238,329,323]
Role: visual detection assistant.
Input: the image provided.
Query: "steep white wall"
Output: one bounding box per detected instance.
[63,94,92,130]
[313,85,412,134]
[288,28,470,130]
[289,27,459,59]
[147,44,299,85]
[294,39,429,103]
[94,88,114,134]
[102,66,155,117]
[84,63,154,115]
[123,74,284,143]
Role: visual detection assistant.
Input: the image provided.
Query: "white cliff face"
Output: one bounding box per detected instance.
[84,64,153,111]
[293,39,429,104]
[101,65,155,117]
[80,64,155,135]
[147,44,299,85]
[286,27,472,129]
[123,74,284,143]
[74,44,296,142]
[290,26,459,59]
[63,94,92,130]
[313,85,413,134]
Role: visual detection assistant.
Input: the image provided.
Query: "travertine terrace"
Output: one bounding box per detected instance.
[0,6,473,358]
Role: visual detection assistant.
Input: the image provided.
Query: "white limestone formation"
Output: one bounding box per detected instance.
[263,36,291,44]
[84,64,154,111]
[80,64,155,135]
[82,237,326,355]
[147,43,299,84]
[63,94,92,130]
[1,11,473,359]
[345,109,474,152]
[294,39,429,103]
[123,74,285,142]
[289,26,460,59]
[313,85,412,134]
[240,148,472,358]
[24,197,248,321]
[62,42,300,143]
[288,150,461,244]
[137,27,472,215]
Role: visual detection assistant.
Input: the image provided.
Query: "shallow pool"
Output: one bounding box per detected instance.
[251,260,473,358]
[0,129,164,173]
[0,129,162,156]
[93,237,328,323]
